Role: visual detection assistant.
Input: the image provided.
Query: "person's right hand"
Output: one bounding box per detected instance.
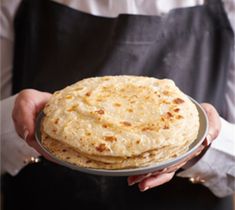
[12,89,52,151]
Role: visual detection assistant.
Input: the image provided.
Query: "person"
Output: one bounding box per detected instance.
[1,0,235,210]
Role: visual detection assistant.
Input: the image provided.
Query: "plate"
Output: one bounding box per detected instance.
[35,98,208,176]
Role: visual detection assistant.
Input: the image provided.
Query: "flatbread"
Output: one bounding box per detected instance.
[41,128,189,169]
[42,76,199,169]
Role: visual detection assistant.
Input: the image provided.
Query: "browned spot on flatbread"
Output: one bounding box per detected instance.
[66,95,73,99]
[96,109,105,115]
[102,124,108,128]
[173,98,185,104]
[104,136,117,142]
[166,112,173,118]
[176,115,184,119]
[113,103,121,107]
[163,125,169,129]
[67,105,78,112]
[54,118,59,124]
[142,127,154,131]
[121,121,132,126]
[163,90,170,95]
[85,91,91,97]
[96,144,107,152]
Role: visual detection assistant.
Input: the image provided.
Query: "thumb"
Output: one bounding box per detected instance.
[12,89,52,145]
[200,103,221,146]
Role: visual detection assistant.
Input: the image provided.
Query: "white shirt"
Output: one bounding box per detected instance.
[1,0,235,198]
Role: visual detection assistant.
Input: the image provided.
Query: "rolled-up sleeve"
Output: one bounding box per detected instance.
[1,0,40,176]
[1,95,40,176]
[178,118,235,197]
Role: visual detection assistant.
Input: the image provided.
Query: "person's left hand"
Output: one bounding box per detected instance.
[127,103,221,192]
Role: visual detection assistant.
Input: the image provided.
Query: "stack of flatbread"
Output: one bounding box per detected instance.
[41,76,199,169]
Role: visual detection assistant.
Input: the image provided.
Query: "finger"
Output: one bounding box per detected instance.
[201,103,221,145]
[26,91,52,143]
[128,154,196,186]
[138,172,175,192]
[160,161,187,174]
[32,92,52,114]
[128,173,153,186]
[128,166,172,186]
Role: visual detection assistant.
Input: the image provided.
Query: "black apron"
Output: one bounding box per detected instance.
[2,0,234,210]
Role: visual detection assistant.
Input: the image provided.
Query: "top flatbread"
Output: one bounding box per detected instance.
[43,76,199,158]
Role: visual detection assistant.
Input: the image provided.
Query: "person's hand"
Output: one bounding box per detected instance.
[12,89,52,154]
[127,103,221,192]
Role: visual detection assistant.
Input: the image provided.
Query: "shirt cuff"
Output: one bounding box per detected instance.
[1,95,40,176]
[177,117,235,197]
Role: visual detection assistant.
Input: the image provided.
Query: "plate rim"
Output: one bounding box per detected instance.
[35,97,208,176]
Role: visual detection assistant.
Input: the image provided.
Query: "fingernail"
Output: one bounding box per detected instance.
[205,134,212,146]
[176,165,181,170]
[128,181,135,186]
[128,173,152,186]
[23,129,29,141]
[140,186,150,192]
[160,168,168,173]
[128,179,141,186]
[195,151,202,156]
[128,177,138,186]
